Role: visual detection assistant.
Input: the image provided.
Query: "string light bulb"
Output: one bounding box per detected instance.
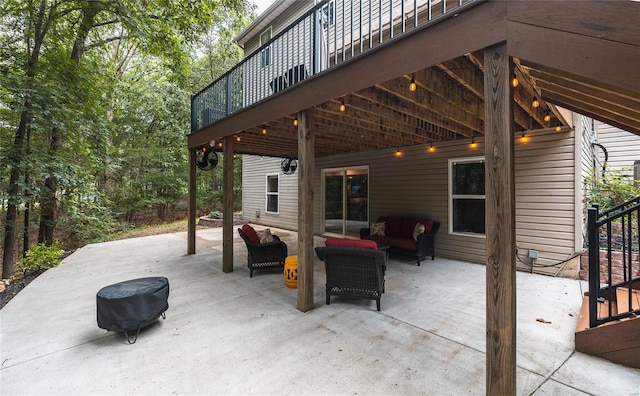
[339,99,346,112]
[555,123,562,132]
[543,109,551,123]
[409,74,417,92]
[511,72,519,88]
[262,126,267,135]
[236,135,241,142]
[218,141,223,147]
[395,148,402,157]
[428,143,435,153]
[293,117,298,126]
[532,96,540,108]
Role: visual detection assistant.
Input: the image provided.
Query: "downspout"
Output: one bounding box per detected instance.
[591,142,608,180]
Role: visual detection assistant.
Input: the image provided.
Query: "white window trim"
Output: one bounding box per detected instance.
[448,156,486,238]
[265,173,279,214]
[260,27,272,68]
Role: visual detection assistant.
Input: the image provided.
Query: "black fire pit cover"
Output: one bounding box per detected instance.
[97,276,169,344]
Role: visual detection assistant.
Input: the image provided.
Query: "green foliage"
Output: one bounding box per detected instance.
[17,241,64,273]
[585,166,640,211]
[1,0,252,275]
[209,210,222,219]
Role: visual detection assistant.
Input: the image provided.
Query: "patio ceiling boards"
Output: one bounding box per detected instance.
[187,0,640,159]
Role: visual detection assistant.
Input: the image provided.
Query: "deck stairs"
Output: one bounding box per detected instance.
[577,197,640,369]
[575,281,640,368]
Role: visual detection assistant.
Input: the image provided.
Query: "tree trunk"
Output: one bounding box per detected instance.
[2,111,30,278]
[2,0,52,278]
[37,4,99,245]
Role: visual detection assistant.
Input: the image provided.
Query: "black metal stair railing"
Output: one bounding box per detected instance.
[190,0,481,133]
[587,196,640,328]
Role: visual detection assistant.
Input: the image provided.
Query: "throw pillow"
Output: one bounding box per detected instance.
[413,223,425,241]
[256,228,274,243]
[242,224,260,244]
[370,222,386,236]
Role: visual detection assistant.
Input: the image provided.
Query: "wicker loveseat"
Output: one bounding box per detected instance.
[315,243,386,311]
[360,216,440,266]
[238,225,288,277]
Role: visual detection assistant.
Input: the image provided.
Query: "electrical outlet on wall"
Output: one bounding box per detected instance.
[528,249,538,259]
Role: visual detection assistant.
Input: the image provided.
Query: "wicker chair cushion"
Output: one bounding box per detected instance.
[256,228,274,243]
[242,224,260,243]
[325,238,377,250]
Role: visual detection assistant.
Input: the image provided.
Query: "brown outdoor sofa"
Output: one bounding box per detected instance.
[360,216,440,266]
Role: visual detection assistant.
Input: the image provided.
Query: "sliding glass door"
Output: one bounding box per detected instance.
[322,167,368,237]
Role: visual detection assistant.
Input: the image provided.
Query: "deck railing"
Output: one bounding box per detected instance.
[191,0,480,133]
[587,197,640,328]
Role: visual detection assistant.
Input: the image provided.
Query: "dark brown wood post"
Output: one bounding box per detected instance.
[297,109,315,312]
[223,136,234,273]
[187,147,197,254]
[484,42,516,395]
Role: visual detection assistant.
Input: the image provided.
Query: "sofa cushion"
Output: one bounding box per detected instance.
[362,235,390,246]
[401,218,434,237]
[242,224,260,243]
[379,216,402,236]
[413,223,425,241]
[370,222,386,236]
[326,238,377,250]
[388,236,417,251]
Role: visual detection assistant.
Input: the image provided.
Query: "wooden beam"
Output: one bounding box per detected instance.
[508,20,640,97]
[223,136,234,273]
[297,109,314,312]
[187,147,196,255]
[484,43,516,395]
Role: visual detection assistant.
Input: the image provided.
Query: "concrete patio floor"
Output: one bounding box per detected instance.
[1,226,639,395]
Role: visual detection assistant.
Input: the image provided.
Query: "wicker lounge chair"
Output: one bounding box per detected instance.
[315,246,386,311]
[238,228,288,277]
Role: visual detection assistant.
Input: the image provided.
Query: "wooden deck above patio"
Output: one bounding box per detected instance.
[188,0,640,159]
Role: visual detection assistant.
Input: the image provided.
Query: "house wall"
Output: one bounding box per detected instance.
[577,114,596,248]
[242,128,579,275]
[242,155,299,229]
[595,121,640,178]
[243,1,313,55]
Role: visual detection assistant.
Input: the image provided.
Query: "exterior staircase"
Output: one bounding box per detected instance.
[575,283,640,368]
[576,197,640,369]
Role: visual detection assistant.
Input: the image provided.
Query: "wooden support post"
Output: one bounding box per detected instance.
[484,43,516,395]
[297,109,315,312]
[187,147,196,255]
[223,136,234,273]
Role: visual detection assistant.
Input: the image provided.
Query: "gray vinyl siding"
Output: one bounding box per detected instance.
[596,121,640,178]
[578,115,596,248]
[242,155,299,230]
[514,129,577,275]
[243,1,313,56]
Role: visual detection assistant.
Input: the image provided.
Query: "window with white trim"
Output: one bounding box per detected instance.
[260,27,272,68]
[316,0,335,28]
[449,157,485,235]
[266,173,279,213]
